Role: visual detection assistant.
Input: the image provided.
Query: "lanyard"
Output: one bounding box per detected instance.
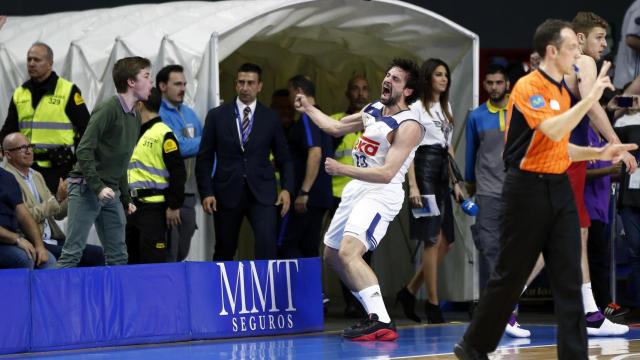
[175,104,195,138]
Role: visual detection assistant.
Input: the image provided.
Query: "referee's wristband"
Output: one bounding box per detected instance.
[298,189,310,196]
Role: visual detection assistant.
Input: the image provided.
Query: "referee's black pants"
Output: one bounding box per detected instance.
[464,168,587,360]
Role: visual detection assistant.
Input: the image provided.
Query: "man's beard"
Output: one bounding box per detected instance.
[490,91,507,103]
[353,98,368,109]
[380,91,400,107]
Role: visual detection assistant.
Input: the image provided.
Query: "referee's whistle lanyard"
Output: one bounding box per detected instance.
[234,103,256,146]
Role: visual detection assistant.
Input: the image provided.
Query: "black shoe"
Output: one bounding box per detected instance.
[342,314,399,341]
[345,316,370,331]
[604,303,630,319]
[395,287,421,323]
[426,301,445,324]
[453,340,489,360]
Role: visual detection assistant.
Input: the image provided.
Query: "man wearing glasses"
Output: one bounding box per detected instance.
[0,137,55,269]
[2,132,104,266]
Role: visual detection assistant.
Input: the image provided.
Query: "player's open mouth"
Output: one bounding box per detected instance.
[382,84,391,96]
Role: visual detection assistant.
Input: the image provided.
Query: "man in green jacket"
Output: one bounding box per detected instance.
[57,56,153,268]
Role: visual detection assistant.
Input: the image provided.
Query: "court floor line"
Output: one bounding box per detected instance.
[2,324,639,359]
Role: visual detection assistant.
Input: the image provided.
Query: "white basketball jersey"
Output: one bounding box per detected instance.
[352,100,421,184]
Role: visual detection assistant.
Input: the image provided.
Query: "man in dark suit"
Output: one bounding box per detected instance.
[196,63,294,260]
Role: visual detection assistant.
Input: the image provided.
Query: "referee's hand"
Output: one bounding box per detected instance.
[587,61,614,103]
[600,143,639,163]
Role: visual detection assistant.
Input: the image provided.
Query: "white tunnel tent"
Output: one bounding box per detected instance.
[0,0,479,301]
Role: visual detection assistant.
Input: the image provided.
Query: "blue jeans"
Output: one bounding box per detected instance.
[45,242,105,267]
[57,182,127,268]
[0,243,56,269]
[620,207,640,307]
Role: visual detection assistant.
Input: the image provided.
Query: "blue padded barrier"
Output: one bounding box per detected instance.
[0,259,323,355]
[0,269,30,355]
[30,263,191,352]
[189,258,324,339]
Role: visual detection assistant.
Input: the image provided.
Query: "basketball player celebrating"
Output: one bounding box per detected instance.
[294,58,423,341]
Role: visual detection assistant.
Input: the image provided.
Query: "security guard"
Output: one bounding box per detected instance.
[330,75,370,199]
[0,42,89,193]
[125,88,186,264]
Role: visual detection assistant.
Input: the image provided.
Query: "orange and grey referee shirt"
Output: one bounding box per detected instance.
[503,69,572,174]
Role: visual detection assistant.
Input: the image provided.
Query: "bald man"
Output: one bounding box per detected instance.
[0,134,55,269]
[2,133,104,267]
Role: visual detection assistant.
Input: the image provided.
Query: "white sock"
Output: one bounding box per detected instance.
[351,290,366,312]
[358,285,391,323]
[582,282,599,313]
[521,284,528,296]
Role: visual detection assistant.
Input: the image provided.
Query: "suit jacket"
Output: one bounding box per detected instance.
[196,98,294,208]
[3,163,67,241]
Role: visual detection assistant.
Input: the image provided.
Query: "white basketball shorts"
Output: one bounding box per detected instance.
[324,179,405,251]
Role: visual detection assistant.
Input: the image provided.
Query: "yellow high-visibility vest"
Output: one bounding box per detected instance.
[13,77,74,167]
[330,112,361,198]
[128,122,173,203]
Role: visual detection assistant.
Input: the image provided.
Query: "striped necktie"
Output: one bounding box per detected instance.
[242,106,251,143]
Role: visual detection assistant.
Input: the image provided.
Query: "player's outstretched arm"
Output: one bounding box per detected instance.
[325,121,423,183]
[577,57,638,173]
[578,56,620,143]
[294,94,364,137]
[537,62,614,141]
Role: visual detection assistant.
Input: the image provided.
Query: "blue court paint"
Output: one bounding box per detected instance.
[7,324,640,359]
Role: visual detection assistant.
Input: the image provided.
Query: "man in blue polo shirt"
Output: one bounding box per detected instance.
[0,164,55,269]
[465,64,510,287]
[465,64,531,338]
[157,64,202,262]
[279,75,333,259]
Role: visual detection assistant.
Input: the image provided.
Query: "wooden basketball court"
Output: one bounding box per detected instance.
[5,323,639,359]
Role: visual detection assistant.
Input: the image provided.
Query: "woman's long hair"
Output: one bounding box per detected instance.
[420,58,454,124]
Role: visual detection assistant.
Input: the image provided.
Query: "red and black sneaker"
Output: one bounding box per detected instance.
[342,314,398,341]
[603,303,630,319]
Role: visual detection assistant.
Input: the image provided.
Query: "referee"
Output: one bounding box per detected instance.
[454,19,637,360]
